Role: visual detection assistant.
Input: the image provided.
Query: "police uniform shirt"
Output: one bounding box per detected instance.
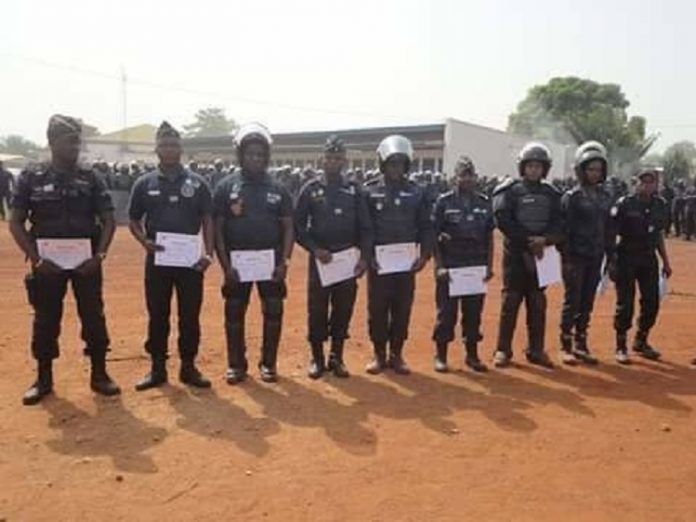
[294,176,373,258]
[561,185,613,260]
[433,190,493,268]
[128,166,212,238]
[213,171,292,252]
[611,194,668,254]
[365,179,434,250]
[11,167,113,240]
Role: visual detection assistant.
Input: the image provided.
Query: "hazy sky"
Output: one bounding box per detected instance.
[2,0,694,151]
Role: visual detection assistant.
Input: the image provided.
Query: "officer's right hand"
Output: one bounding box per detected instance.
[371,258,381,272]
[143,240,165,255]
[224,267,240,286]
[528,236,546,259]
[435,267,451,282]
[314,249,333,264]
[34,258,62,275]
[607,261,618,283]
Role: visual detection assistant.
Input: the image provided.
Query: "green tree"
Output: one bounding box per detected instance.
[662,141,694,183]
[183,107,237,137]
[0,134,41,157]
[508,77,656,176]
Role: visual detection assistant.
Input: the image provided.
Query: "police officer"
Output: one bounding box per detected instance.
[294,135,372,379]
[684,178,696,240]
[558,141,613,365]
[364,135,434,375]
[214,123,294,384]
[128,122,214,390]
[9,115,120,405]
[432,156,493,373]
[609,168,672,364]
[671,180,686,237]
[492,142,564,369]
[0,160,14,219]
[660,181,675,236]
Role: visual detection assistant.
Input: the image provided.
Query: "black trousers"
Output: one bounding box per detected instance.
[560,256,603,337]
[222,280,286,372]
[685,206,696,239]
[614,252,659,335]
[672,201,684,236]
[432,279,484,345]
[496,251,547,355]
[26,267,109,361]
[307,259,358,344]
[367,270,415,346]
[144,263,203,361]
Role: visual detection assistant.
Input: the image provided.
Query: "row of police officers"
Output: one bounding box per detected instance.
[9,115,678,406]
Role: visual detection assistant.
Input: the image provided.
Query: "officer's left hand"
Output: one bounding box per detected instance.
[272,264,288,282]
[411,256,428,273]
[354,259,368,278]
[528,236,546,259]
[484,267,494,281]
[192,256,213,273]
[74,256,102,276]
[663,263,673,278]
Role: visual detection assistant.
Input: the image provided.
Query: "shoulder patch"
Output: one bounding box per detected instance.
[492,178,516,196]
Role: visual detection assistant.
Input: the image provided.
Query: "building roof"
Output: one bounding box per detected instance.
[89,124,157,144]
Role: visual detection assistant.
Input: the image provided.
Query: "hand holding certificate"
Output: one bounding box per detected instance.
[535,246,562,288]
[316,247,360,287]
[36,238,92,270]
[230,249,275,282]
[154,232,202,268]
[448,266,488,297]
[375,242,419,275]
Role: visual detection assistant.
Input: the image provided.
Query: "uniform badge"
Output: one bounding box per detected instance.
[334,208,343,216]
[466,214,474,222]
[169,195,179,203]
[44,184,54,192]
[181,184,195,198]
[376,202,384,211]
[394,198,401,206]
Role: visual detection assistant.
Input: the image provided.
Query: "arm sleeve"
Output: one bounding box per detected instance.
[417,190,435,257]
[356,188,374,261]
[92,174,114,213]
[10,171,32,211]
[293,186,319,253]
[198,182,213,217]
[127,179,146,221]
[212,181,228,219]
[493,189,529,246]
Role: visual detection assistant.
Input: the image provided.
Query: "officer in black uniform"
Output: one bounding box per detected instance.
[609,168,672,364]
[214,123,294,384]
[364,135,434,375]
[432,156,493,373]
[559,141,614,365]
[660,181,675,236]
[128,121,214,390]
[294,135,373,379]
[9,115,120,405]
[684,179,696,240]
[0,160,15,219]
[671,181,686,237]
[492,142,564,369]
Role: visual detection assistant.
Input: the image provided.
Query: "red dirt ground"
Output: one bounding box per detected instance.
[0,226,695,521]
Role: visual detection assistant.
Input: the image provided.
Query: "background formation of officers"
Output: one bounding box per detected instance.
[8,114,684,407]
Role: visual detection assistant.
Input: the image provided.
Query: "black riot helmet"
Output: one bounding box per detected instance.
[574,141,608,182]
[517,142,552,177]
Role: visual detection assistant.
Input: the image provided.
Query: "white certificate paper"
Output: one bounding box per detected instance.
[448,266,488,297]
[375,242,419,275]
[316,247,360,287]
[36,238,92,270]
[535,246,562,288]
[230,249,275,282]
[154,232,202,268]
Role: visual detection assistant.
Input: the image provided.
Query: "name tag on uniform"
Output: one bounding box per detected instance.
[334,208,343,215]
[169,195,179,203]
[44,184,54,192]
[267,193,281,204]
[147,190,161,196]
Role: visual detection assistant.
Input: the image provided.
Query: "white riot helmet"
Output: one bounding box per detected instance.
[377,135,414,172]
[234,122,273,149]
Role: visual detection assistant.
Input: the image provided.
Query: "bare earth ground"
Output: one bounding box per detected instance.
[0,226,695,521]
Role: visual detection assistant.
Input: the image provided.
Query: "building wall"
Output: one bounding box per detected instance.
[81,140,156,164]
[443,118,573,179]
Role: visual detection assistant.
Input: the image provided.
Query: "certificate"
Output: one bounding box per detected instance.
[316,247,360,287]
[36,238,92,270]
[535,246,562,288]
[230,249,275,282]
[448,266,488,297]
[375,242,419,275]
[154,232,202,268]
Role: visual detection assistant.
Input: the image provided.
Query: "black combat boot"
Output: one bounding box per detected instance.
[308,342,325,380]
[615,333,630,365]
[559,333,577,365]
[90,353,121,396]
[434,342,448,373]
[23,359,54,406]
[573,332,599,365]
[366,342,387,375]
[135,356,168,391]
[389,340,411,375]
[632,331,661,361]
[465,341,488,372]
[180,359,211,388]
[327,340,350,378]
